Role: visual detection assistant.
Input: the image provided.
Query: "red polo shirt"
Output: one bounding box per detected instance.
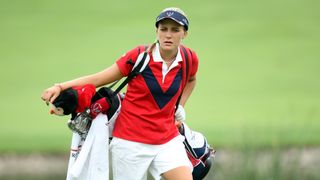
[113,44,198,144]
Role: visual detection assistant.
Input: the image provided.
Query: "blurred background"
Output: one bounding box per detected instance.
[0,0,319,179]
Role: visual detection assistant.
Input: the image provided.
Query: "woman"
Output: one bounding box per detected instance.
[41,7,199,180]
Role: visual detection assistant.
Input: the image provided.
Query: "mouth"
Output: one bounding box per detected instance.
[163,41,173,45]
[50,109,55,114]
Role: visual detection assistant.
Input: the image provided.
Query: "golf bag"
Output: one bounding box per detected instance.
[179,122,215,180]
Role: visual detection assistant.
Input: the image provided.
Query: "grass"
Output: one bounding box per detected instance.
[1,148,320,180]
[0,0,320,153]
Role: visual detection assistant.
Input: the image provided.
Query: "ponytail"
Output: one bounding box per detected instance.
[147,39,158,53]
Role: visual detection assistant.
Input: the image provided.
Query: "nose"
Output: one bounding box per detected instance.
[165,31,172,38]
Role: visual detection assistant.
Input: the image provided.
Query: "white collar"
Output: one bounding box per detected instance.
[152,43,183,63]
[152,43,183,83]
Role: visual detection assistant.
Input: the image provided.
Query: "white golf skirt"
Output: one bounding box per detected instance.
[110,135,192,180]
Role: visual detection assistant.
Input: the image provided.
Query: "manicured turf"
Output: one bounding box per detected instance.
[0,0,319,152]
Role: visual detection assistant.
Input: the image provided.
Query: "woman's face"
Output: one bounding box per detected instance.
[50,104,64,116]
[156,19,187,51]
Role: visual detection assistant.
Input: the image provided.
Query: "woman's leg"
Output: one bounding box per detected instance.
[149,135,193,180]
[162,166,192,180]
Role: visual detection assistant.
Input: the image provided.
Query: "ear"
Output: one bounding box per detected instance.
[183,31,188,39]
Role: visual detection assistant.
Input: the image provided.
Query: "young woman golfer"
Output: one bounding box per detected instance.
[41,7,199,180]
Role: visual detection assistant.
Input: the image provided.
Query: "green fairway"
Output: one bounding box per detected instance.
[0,0,319,153]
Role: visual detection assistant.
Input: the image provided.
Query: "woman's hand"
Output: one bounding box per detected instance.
[41,84,62,105]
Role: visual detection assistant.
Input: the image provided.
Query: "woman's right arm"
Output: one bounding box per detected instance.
[41,63,123,104]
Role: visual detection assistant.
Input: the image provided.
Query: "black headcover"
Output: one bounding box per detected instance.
[52,88,78,115]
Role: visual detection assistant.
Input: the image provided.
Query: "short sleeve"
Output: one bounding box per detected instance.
[116,46,142,76]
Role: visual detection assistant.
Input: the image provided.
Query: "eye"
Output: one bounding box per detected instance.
[159,28,167,31]
[172,28,180,32]
[56,107,64,115]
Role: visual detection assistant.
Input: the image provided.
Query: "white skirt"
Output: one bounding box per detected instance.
[110,135,192,180]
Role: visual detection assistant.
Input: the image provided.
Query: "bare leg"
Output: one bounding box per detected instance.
[162,166,192,180]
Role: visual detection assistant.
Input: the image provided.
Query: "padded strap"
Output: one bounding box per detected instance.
[113,45,149,95]
[175,46,191,111]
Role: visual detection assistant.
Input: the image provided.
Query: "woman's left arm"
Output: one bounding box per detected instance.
[179,76,196,106]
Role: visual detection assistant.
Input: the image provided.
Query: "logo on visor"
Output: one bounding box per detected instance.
[166,11,174,16]
[182,18,188,24]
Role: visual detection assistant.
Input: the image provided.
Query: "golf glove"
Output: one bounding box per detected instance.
[175,105,186,121]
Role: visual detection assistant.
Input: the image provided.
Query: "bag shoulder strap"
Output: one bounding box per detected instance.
[112,45,149,95]
[181,46,191,86]
[175,45,192,109]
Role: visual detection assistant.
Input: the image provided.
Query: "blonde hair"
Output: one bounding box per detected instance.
[147,39,158,53]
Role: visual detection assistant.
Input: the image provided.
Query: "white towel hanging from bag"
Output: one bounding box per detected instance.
[66,114,109,180]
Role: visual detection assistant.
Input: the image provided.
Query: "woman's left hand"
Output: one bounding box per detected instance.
[41,84,62,105]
